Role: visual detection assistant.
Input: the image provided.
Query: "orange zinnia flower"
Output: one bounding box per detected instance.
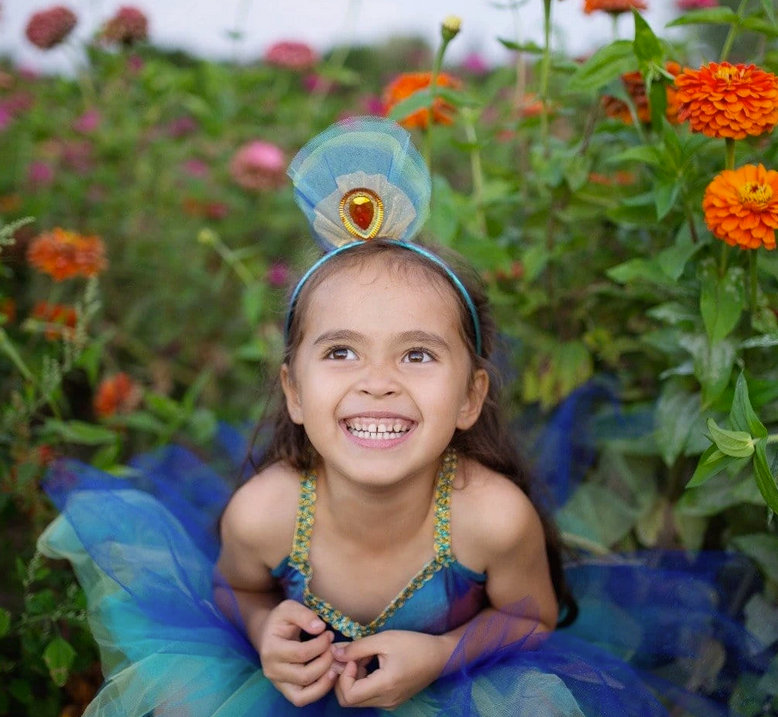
[675,62,778,139]
[27,227,107,281]
[94,372,141,418]
[383,72,462,130]
[584,0,647,14]
[30,301,78,340]
[702,164,778,250]
[603,62,682,126]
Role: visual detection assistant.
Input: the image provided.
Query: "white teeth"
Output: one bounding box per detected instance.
[368,423,377,432]
[346,421,411,440]
[378,423,386,433]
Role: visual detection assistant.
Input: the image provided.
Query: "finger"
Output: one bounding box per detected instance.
[273,629,334,664]
[338,665,387,706]
[273,601,327,640]
[279,667,338,708]
[272,646,335,687]
[331,634,383,663]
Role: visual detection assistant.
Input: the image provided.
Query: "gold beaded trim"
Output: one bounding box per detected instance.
[289,450,457,639]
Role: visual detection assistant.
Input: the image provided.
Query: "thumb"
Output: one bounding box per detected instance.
[332,633,384,663]
[273,600,327,640]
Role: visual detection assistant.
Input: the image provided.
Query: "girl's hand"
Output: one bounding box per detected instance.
[331,630,447,710]
[258,600,337,707]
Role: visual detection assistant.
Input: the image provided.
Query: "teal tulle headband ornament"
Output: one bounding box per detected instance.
[285,116,483,356]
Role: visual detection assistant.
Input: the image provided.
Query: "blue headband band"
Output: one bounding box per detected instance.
[284,242,483,357]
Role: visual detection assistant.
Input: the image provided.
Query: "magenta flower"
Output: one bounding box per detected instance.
[303,73,328,93]
[73,109,101,133]
[462,52,489,75]
[61,140,93,174]
[25,6,77,50]
[168,115,198,138]
[676,0,717,7]
[229,141,286,191]
[181,159,210,179]
[264,41,318,71]
[0,107,12,133]
[101,6,148,46]
[28,161,55,186]
[266,261,290,287]
[127,54,144,73]
[362,95,385,116]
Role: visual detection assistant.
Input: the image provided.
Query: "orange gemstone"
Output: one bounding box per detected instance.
[349,195,374,231]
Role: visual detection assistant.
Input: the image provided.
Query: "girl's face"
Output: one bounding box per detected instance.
[281,258,488,488]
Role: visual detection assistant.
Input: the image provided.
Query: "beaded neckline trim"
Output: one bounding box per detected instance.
[289,450,457,639]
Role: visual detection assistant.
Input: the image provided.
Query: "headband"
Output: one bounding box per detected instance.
[284,117,483,356]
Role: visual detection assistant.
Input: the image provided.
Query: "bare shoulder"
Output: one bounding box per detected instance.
[450,458,546,568]
[220,461,301,566]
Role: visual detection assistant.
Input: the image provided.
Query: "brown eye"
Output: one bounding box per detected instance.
[326,347,356,360]
[404,349,433,363]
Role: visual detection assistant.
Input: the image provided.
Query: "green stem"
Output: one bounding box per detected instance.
[540,0,552,156]
[424,42,447,173]
[0,328,34,381]
[211,235,254,287]
[463,113,486,236]
[749,251,758,314]
[725,137,735,170]
[720,0,749,62]
[611,13,620,42]
[767,434,778,444]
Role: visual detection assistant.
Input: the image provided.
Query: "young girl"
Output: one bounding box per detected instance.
[40,118,770,716]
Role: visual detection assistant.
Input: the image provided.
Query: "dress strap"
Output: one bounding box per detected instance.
[289,469,316,575]
[433,449,456,562]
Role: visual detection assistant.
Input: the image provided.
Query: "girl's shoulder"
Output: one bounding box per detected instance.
[220,461,303,566]
[450,458,545,568]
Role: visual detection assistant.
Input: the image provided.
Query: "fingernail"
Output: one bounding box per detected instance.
[333,647,345,659]
[328,669,337,680]
[310,619,325,630]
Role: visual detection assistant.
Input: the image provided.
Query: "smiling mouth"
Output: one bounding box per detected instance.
[343,417,414,441]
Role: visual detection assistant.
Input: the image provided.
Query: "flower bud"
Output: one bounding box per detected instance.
[441,15,462,43]
[197,228,218,246]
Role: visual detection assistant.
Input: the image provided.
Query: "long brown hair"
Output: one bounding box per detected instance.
[249,239,578,627]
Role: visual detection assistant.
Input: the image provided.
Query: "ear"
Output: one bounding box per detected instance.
[456,368,489,431]
[280,363,304,425]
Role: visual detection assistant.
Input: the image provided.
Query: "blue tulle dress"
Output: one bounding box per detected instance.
[38,442,772,717]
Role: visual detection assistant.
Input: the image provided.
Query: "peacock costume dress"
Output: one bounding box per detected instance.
[39,118,774,716]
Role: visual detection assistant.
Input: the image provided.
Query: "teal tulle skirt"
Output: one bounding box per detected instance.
[39,445,773,716]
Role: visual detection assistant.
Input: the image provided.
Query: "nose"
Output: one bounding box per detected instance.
[355,360,400,398]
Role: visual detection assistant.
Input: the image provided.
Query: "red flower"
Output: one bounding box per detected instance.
[677,0,717,8]
[603,62,682,126]
[27,228,107,280]
[264,41,318,71]
[0,297,16,324]
[30,302,77,340]
[100,6,148,46]
[94,372,141,418]
[229,141,286,191]
[25,6,77,50]
[584,0,647,12]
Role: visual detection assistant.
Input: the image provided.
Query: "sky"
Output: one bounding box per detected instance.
[2,0,680,74]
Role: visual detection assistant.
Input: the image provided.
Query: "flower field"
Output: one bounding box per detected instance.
[1,1,778,714]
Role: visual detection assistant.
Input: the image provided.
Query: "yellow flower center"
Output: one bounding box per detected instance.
[714,65,744,84]
[739,182,773,208]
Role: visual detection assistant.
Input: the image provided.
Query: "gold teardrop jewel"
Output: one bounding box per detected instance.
[339,188,384,240]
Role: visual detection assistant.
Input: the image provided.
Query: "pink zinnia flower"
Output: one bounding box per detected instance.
[676,0,717,7]
[61,140,93,173]
[0,107,12,132]
[25,6,77,50]
[264,41,318,71]
[266,261,290,287]
[101,6,148,46]
[28,161,55,187]
[73,109,101,133]
[362,95,385,115]
[127,54,144,73]
[168,115,198,138]
[229,141,286,191]
[181,159,210,179]
[462,52,489,75]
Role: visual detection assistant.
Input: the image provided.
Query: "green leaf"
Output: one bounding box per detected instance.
[0,608,10,638]
[522,244,550,282]
[607,257,674,286]
[678,334,736,405]
[428,175,459,246]
[759,0,776,26]
[40,419,117,446]
[731,533,778,582]
[753,439,778,513]
[706,417,754,458]
[633,12,664,71]
[654,382,702,466]
[606,145,664,167]
[145,393,184,422]
[666,7,739,26]
[649,80,668,132]
[43,636,76,687]
[567,41,636,93]
[730,372,768,438]
[654,178,681,220]
[8,680,32,705]
[742,16,778,38]
[677,466,763,516]
[563,154,592,192]
[699,261,745,343]
[740,333,778,349]
[387,89,433,122]
[497,38,544,54]
[686,444,734,488]
[656,228,703,281]
[107,411,167,434]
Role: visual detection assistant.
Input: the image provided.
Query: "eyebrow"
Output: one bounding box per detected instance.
[312,329,451,351]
